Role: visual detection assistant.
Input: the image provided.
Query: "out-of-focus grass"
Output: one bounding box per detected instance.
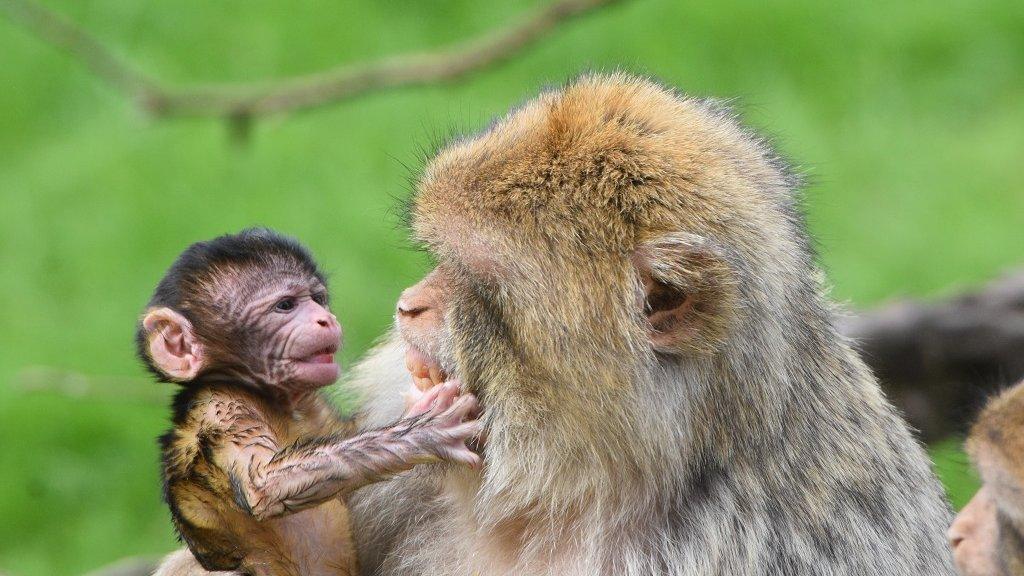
[0,0,1020,573]
[931,438,981,511]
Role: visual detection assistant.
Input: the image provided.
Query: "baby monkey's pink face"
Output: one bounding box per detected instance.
[250,277,342,388]
[143,269,342,391]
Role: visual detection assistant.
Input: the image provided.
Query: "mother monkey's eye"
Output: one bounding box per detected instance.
[274,297,297,312]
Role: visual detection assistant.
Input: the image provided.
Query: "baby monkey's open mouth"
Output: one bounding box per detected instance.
[301,344,338,365]
[405,346,448,391]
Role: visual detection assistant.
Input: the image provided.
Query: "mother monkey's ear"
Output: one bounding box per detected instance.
[632,233,739,355]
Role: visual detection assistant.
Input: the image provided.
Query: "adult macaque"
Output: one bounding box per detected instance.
[345,74,956,575]
[138,229,481,576]
[949,379,1024,576]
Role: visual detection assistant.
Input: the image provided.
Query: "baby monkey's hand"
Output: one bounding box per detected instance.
[393,380,483,470]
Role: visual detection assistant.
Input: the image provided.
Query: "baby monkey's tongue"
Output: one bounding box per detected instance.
[405,347,446,391]
[309,353,334,364]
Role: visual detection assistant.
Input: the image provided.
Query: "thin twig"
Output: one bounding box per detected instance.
[0,0,623,119]
[0,0,163,109]
[15,365,169,404]
[81,556,160,576]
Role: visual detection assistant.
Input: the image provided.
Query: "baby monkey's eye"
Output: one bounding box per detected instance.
[311,292,328,306]
[274,297,297,312]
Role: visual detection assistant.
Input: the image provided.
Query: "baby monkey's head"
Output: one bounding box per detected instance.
[136,228,341,392]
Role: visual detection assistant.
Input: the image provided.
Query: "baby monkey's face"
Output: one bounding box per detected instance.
[140,229,342,391]
[234,273,342,389]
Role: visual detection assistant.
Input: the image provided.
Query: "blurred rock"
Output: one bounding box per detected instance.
[843,268,1024,441]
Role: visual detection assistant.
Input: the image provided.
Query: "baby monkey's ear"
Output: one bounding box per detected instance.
[142,307,205,381]
[633,233,739,356]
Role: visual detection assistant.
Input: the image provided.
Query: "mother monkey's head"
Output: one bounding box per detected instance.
[379,72,823,513]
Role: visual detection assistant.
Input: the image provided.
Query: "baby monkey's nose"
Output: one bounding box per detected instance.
[315,312,338,330]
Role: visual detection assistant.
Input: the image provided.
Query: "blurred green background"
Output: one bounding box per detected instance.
[0,0,1021,574]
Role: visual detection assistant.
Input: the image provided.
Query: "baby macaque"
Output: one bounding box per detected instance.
[949,378,1024,576]
[138,228,481,576]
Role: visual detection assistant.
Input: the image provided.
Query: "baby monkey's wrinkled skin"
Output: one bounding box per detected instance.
[139,229,481,576]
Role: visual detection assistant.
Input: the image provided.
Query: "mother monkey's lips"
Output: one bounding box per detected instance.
[405,345,487,453]
[405,346,448,391]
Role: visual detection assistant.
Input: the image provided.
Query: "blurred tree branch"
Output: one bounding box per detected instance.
[15,365,168,404]
[15,269,1024,441]
[0,0,623,126]
[0,555,161,576]
[81,556,160,576]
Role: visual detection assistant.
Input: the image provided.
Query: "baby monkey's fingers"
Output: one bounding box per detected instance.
[443,444,483,470]
[400,386,484,470]
[431,420,484,469]
[448,419,484,440]
[402,382,425,413]
[438,392,480,425]
[405,380,458,418]
[427,381,462,417]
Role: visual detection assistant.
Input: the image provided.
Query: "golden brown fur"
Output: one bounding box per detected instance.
[347,73,955,575]
[158,385,358,576]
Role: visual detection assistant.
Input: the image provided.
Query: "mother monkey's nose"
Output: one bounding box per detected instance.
[396,268,447,326]
[397,293,430,319]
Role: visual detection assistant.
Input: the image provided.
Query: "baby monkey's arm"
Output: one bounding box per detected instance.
[217,382,481,521]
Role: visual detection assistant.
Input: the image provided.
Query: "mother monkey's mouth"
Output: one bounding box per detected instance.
[395,266,472,398]
[404,343,487,453]
[405,345,449,392]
